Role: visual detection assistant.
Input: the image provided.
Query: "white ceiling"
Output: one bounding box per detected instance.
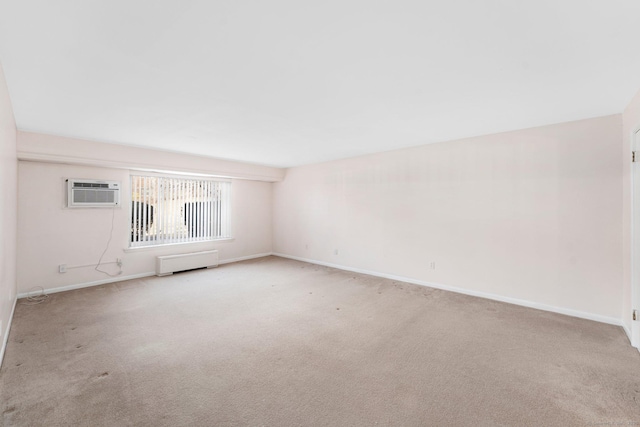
[1,0,639,168]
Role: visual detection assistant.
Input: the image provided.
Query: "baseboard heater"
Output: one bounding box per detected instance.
[156,250,219,276]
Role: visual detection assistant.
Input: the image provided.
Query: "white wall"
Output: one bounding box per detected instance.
[0,63,17,361]
[622,89,640,336]
[273,115,624,322]
[17,161,273,294]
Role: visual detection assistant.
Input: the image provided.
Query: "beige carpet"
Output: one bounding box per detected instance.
[1,256,639,426]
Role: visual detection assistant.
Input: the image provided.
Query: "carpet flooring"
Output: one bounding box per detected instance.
[1,256,639,426]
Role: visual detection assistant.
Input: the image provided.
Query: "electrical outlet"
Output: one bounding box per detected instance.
[59,264,67,274]
[116,258,123,267]
[334,249,339,255]
[430,261,436,270]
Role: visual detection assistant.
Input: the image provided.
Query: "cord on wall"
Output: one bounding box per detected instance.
[61,260,121,272]
[95,205,123,277]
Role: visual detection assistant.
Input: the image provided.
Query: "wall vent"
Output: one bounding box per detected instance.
[156,250,219,276]
[66,179,121,208]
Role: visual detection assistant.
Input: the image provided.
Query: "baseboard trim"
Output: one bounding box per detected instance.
[273,253,623,327]
[219,252,273,265]
[0,296,18,369]
[16,253,275,299]
[16,272,157,299]
[622,322,633,344]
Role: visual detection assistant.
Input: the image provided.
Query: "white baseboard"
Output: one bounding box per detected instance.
[273,253,623,327]
[16,253,274,299]
[0,296,18,369]
[622,322,633,344]
[219,252,273,265]
[16,272,156,299]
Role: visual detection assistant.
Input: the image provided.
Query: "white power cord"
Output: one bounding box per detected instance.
[95,205,123,277]
[21,286,49,305]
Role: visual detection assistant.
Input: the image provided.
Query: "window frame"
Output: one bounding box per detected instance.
[128,172,232,249]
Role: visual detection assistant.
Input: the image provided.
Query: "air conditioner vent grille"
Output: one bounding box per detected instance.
[73,182,110,189]
[73,189,116,204]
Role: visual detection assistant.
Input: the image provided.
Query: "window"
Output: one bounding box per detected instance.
[130,175,231,247]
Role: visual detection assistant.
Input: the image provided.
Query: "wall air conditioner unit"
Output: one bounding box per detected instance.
[66,179,121,208]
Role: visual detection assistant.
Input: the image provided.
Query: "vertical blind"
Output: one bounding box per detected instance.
[130,175,231,247]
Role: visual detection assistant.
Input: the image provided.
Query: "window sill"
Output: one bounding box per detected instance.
[123,238,235,253]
